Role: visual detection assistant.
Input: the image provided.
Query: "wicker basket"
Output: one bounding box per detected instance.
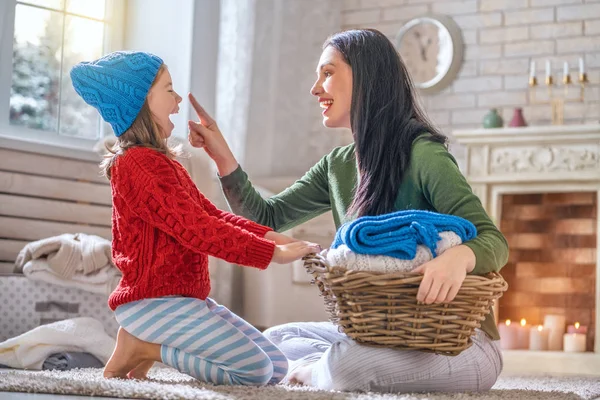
[304,253,508,356]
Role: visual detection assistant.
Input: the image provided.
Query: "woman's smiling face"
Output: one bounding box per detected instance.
[310,46,353,130]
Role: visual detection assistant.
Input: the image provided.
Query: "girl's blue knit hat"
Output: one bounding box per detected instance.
[70,51,163,137]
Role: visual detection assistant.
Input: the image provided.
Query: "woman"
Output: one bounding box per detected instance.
[187,29,508,393]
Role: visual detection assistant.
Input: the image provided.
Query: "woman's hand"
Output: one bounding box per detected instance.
[187,93,239,176]
[412,245,476,304]
[272,242,321,264]
[264,231,301,245]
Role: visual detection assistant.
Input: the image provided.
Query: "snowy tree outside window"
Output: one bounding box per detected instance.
[10,0,110,139]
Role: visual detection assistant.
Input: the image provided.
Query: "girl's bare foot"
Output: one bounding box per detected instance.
[103,327,160,379]
[127,360,155,380]
[287,362,314,386]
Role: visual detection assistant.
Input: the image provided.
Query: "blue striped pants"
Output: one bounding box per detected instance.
[114,297,288,386]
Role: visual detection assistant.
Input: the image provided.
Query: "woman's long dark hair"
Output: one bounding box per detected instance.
[325,29,447,218]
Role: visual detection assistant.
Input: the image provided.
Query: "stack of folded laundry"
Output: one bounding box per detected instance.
[324,210,477,273]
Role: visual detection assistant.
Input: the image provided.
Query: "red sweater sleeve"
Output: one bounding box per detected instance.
[197,193,272,237]
[172,162,273,237]
[114,148,275,269]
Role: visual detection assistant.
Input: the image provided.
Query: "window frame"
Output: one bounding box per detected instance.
[0,0,125,156]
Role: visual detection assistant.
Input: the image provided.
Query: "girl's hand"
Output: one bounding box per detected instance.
[272,242,321,264]
[412,245,476,304]
[187,93,239,176]
[264,231,300,245]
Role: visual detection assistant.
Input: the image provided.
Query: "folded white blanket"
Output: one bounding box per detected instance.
[0,318,115,370]
[22,259,121,296]
[323,231,462,273]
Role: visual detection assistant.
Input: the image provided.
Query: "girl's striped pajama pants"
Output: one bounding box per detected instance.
[114,296,288,386]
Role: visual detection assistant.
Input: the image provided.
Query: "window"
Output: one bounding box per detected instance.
[0,0,124,147]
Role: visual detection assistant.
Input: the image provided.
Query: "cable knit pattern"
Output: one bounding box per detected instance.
[324,231,462,273]
[70,51,163,136]
[331,210,477,259]
[108,147,275,311]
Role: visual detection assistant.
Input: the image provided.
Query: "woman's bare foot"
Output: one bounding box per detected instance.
[127,360,155,380]
[103,327,160,379]
[287,362,314,386]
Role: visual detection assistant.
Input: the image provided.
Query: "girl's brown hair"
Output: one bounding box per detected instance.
[100,64,182,179]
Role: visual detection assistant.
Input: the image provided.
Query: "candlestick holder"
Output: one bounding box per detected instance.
[528,71,588,125]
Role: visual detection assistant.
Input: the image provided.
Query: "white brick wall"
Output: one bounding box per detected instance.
[557,4,600,20]
[479,59,530,75]
[454,76,503,93]
[530,22,583,39]
[480,0,526,12]
[342,9,379,25]
[531,0,582,7]
[382,5,429,22]
[479,26,529,44]
[504,40,555,57]
[431,1,478,15]
[504,8,555,26]
[585,20,600,35]
[341,0,600,131]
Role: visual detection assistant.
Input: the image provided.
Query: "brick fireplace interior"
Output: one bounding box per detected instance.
[498,192,597,352]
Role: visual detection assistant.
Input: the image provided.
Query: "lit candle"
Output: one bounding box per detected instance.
[543,314,566,351]
[563,333,586,352]
[563,61,569,77]
[530,60,536,79]
[579,57,585,75]
[517,318,530,349]
[498,319,519,350]
[567,322,588,335]
[529,325,549,351]
[546,60,552,77]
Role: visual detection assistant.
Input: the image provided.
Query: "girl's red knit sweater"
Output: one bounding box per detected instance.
[107,147,275,311]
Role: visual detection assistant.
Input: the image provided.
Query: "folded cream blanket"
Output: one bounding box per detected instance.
[22,259,121,296]
[323,231,462,273]
[0,318,115,370]
[14,233,114,278]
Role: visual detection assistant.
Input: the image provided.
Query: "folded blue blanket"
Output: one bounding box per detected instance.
[331,210,477,260]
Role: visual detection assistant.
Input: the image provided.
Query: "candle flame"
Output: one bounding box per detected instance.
[537,325,543,331]
[575,322,580,329]
[520,318,526,326]
[505,319,511,326]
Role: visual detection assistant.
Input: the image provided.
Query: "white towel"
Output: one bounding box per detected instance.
[0,318,115,370]
[22,259,121,296]
[323,231,463,273]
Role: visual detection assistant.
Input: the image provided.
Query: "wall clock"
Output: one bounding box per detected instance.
[395,15,464,94]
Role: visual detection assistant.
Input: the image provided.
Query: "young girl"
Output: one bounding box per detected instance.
[70,51,320,386]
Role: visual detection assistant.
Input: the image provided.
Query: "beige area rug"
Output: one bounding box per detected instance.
[0,368,599,400]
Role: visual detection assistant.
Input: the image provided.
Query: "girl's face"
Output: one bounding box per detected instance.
[310,46,353,130]
[147,68,182,138]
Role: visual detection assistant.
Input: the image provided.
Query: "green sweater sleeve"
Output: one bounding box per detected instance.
[412,138,509,275]
[218,157,331,232]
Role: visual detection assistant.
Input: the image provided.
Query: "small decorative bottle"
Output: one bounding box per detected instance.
[509,107,528,127]
[483,108,503,129]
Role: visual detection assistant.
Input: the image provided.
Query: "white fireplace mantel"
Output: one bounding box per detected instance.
[454,123,600,376]
[455,124,599,183]
[455,124,600,230]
